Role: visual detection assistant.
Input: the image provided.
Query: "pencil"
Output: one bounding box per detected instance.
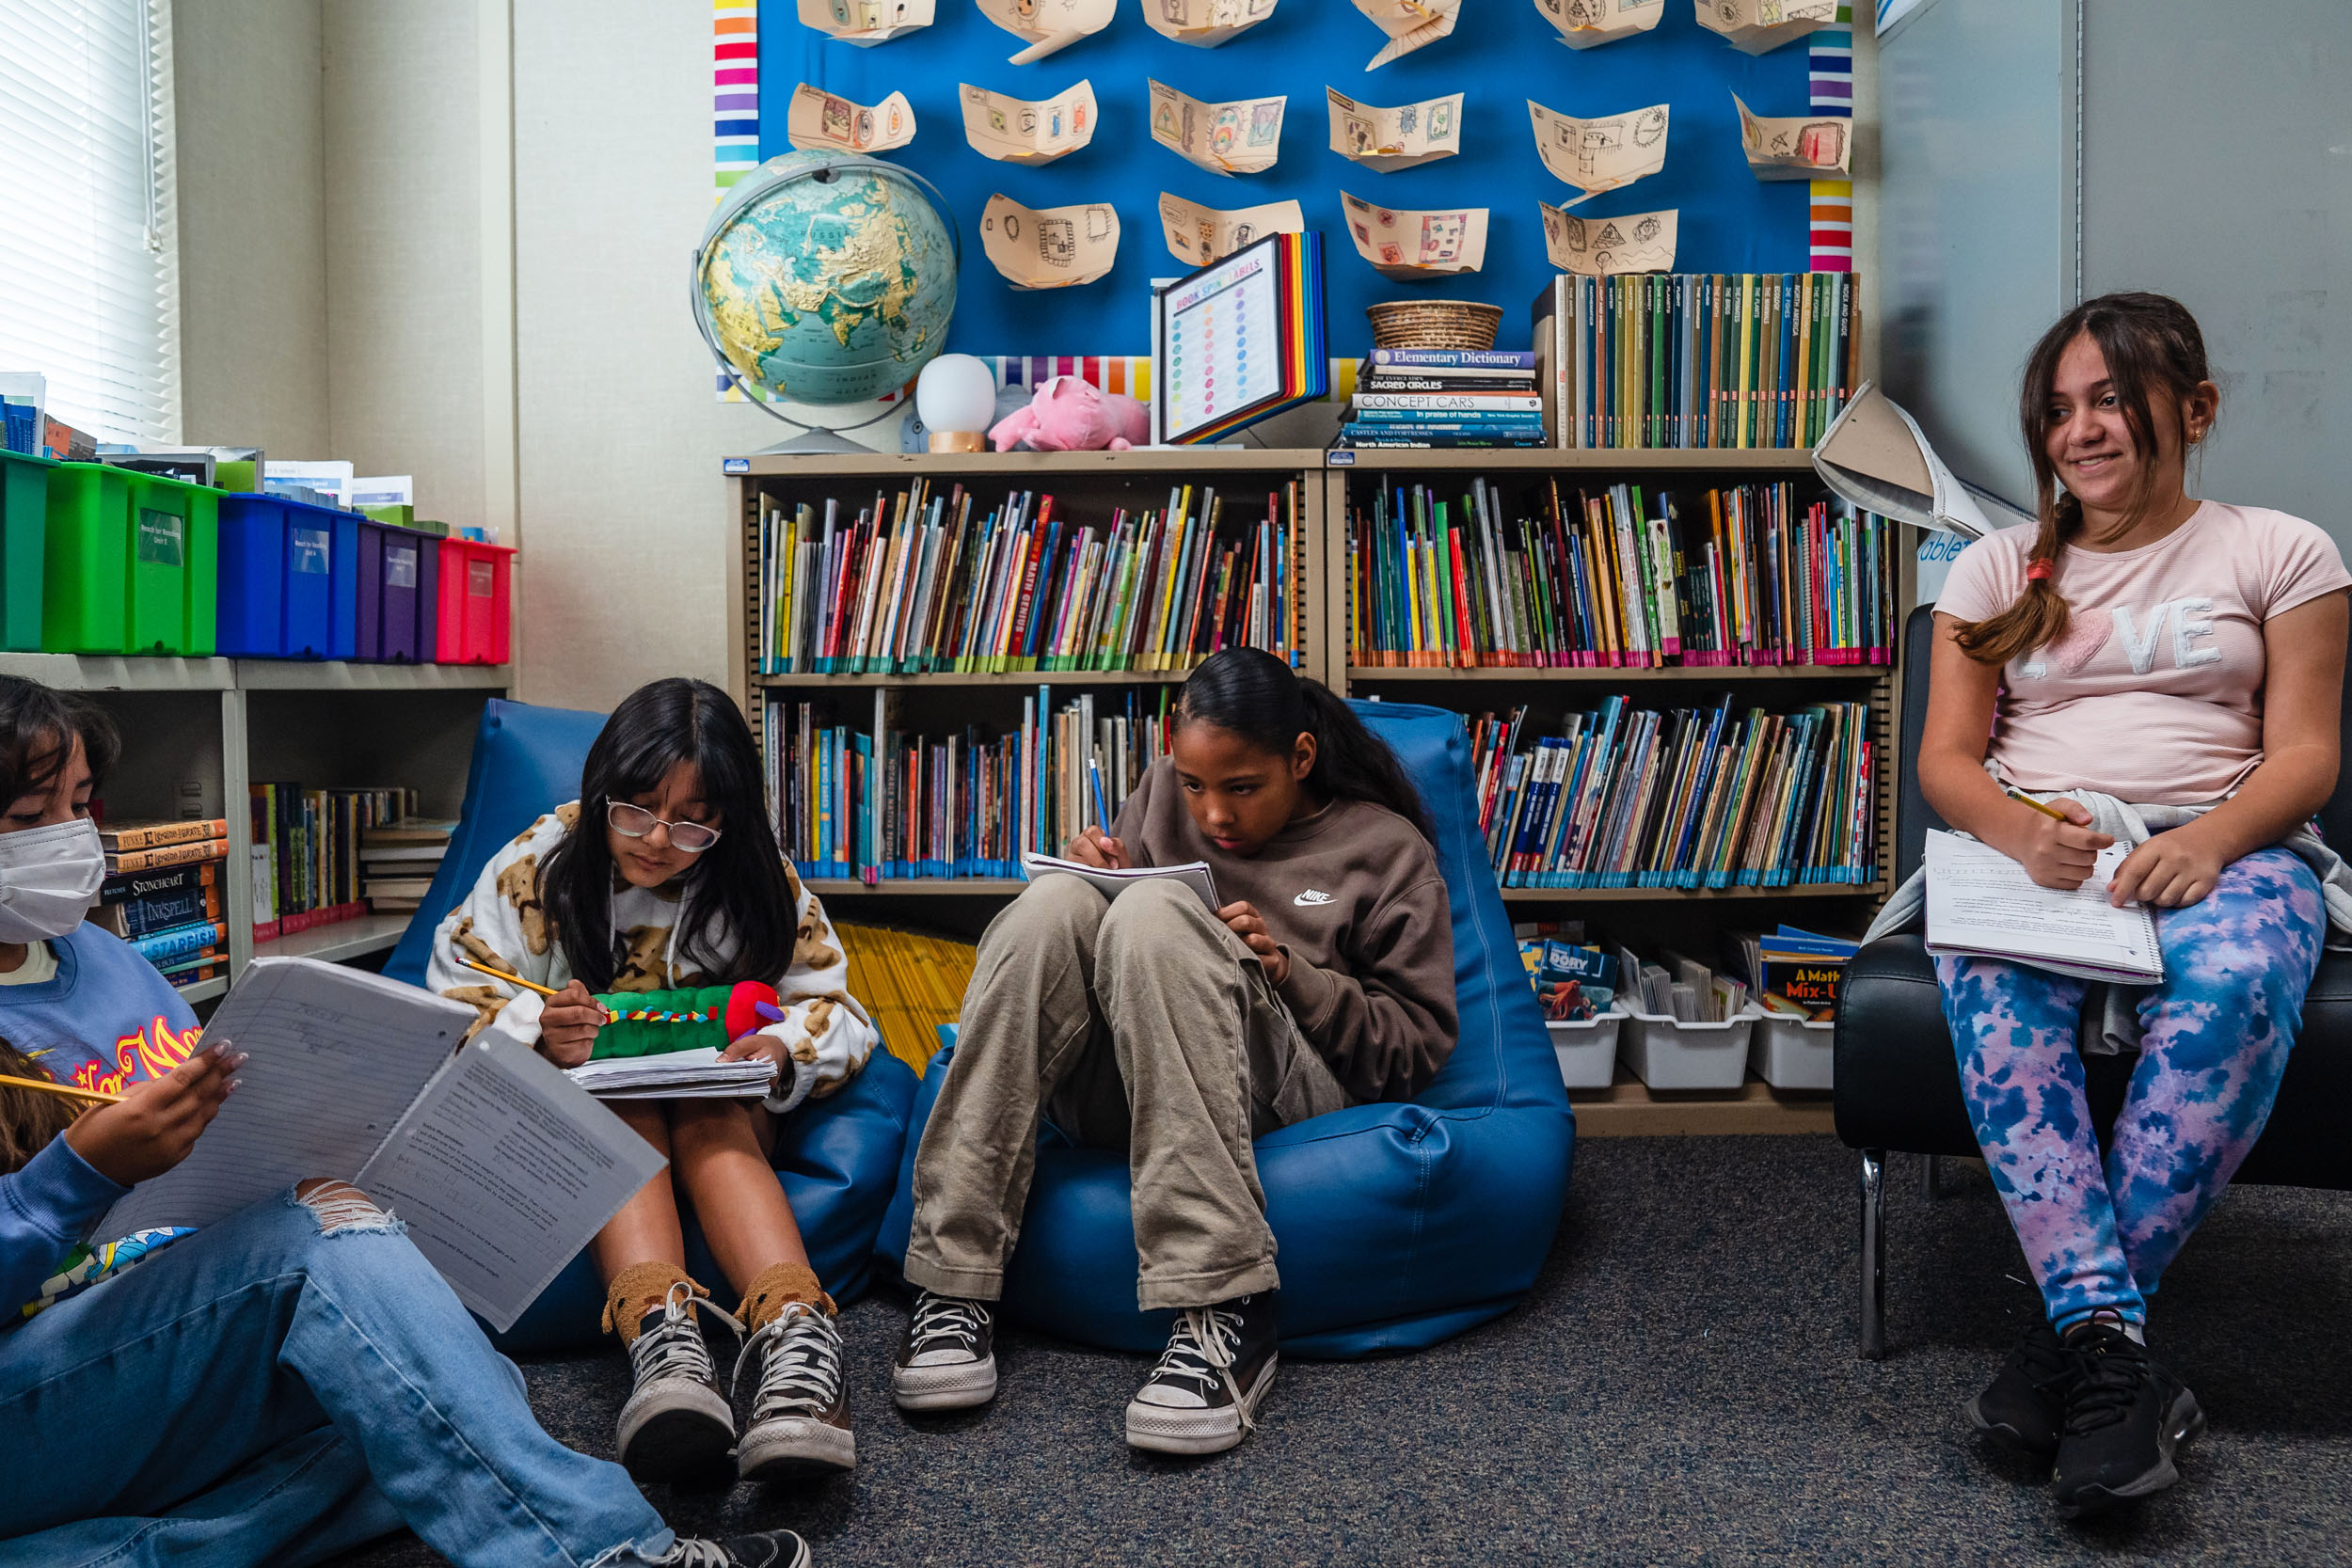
[1089,760,1112,836]
[2006,789,2071,823]
[0,1073,120,1105]
[461,958,612,1022]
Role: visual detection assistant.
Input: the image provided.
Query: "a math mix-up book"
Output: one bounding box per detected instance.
[1923,831,2163,984]
[101,958,665,1331]
[1019,852,1221,912]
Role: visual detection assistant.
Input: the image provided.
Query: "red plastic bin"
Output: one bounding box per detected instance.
[436,538,515,664]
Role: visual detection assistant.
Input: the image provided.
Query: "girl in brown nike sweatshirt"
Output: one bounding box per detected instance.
[896,648,1455,1457]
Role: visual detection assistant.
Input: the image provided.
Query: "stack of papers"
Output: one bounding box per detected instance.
[1924,831,2163,983]
[1021,852,1220,911]
[566,1048,779,1101]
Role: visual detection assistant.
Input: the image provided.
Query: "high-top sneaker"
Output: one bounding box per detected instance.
[1125,1292,1279,1455]
[892,1290,999,1411]
[617,1280,743,1482]
[640,1529,810,1567]
[734,1300,856,1481]
[2051,1319,2205,1517]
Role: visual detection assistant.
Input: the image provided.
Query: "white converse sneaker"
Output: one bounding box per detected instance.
[1125,1293,1279,1455]
[641,1529,811,1567]
[892,1289,998,1411]
[734,1301,856,1481]
[617,1280,744,1482]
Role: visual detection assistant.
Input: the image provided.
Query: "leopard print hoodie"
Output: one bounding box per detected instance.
[423,801,876,1113]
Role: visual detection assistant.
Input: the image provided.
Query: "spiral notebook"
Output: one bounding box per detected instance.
[1924,831,2164,984]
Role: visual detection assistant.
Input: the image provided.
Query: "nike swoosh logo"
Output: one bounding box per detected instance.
[1294,890,1334,907]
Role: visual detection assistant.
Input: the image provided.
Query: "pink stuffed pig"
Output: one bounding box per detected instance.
[989,375,1151,452]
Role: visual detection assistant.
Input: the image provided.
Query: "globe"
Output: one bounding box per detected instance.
[693,150,960,412]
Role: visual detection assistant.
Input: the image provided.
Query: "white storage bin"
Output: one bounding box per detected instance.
[1617,1007,1756,1091]
[1546,1006,1626,1090]
[1750,1011,1836,1090]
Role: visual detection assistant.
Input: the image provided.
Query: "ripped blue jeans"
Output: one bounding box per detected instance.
[1935,847,2326,1333]
[0,1183,673,1568]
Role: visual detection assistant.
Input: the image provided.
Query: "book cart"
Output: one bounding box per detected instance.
[0,655,510,1006]
[728,446,1903,1135]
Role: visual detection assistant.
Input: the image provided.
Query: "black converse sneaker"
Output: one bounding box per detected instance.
[1125,1293,1279,1455]
[893,1290,999,1411]
[735,1301,856,1481]
[1966,1321,2074,1455]
[2051,1320,2205,1517]
[644,1529,811,1567]
[618,1281,743,1482]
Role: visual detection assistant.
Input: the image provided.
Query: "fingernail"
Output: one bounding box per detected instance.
[230,1053,250,1069]
[226,1079,242,1093]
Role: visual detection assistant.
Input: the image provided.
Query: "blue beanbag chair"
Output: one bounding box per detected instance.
[875,701,1575,1357]
[386,698,917,1354]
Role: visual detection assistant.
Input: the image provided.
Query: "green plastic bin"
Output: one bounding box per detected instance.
[43,464,220,656]
[0,449,50,651]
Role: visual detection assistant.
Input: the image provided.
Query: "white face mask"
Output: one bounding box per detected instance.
[0,816,106,942]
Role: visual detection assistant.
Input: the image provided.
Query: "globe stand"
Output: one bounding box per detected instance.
[752,427,872,455]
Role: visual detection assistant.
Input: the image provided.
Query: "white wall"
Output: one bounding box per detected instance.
[173,0,330,454]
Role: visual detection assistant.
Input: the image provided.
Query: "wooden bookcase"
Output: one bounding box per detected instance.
[727,446,1899,1135]
[0,655,510,1006]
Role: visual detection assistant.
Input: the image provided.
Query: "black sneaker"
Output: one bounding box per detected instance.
[736,1301,856,1481]
[2051,1321,2205,1518]
[892,1290,997,1411]
[1967,1321,2074,1455]
[617,1281,740,1482]
[645,1530,811,1567]
[1125,1293,1279,1455]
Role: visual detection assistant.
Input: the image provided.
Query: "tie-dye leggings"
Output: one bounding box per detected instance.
[1933,846,2326,1332]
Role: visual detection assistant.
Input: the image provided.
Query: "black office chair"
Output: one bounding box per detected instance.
[1834,605,2352,1358]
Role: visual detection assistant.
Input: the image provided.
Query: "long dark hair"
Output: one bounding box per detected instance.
[0,677,121,1172]
[1953,291,2214,667]
[1174,648,1433,840]
[538,678,797,992]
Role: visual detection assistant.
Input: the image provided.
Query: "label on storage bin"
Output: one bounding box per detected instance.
[291,527,330,574]
[136,509,184,568]
[469,560,495,597]
[386,545,418,588]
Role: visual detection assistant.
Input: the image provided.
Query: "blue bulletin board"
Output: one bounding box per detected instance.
[756,0,1815,356]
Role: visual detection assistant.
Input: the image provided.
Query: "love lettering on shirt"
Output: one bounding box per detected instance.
[2018,598,2223,680]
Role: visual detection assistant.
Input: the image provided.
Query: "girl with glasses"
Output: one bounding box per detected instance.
[426,677,879,1489]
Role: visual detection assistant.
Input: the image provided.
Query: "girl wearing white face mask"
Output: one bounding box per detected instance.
[0,678,814,1568]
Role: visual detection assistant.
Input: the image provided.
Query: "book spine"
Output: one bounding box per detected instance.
[133,920,229,963]
[105,837,228,874]
[100,818,230,850]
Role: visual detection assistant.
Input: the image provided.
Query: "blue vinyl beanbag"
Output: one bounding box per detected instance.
[385,698,916,1354]
[875,701,1576,1357]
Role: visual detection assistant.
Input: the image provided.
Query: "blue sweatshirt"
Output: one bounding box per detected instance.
[0,926,199,1318]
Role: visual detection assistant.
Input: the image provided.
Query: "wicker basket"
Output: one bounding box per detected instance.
[1366,299,1504,352]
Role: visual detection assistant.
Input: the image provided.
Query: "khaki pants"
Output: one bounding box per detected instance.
[903,874,1352,1311]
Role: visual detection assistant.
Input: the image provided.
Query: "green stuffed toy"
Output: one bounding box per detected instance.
[587,980,782,1060]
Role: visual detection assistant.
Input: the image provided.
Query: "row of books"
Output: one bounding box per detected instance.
[766,689,1173,882]
[1334,347,1545,451]
[1348,480,1896,669]
[88,820,233,990]
[1469,697,1877,890]
[755,480,1309,676]
[836,922,978,1077]
[248,784,422,942]
[1517,919,1860,1025]
[1532,272,1864,451]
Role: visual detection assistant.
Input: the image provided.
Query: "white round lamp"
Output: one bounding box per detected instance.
[916,353,998,452]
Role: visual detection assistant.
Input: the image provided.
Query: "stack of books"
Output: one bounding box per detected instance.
[1619,946,1750,1023]
[1334,349,1546,451]
[1348,479,1896,670]
[92,820,230,989]
[1531,272,1863,450]
[756,480,1309,676]
[359,819,455,914]
[249,784,420,943]
[765,687,1177,885]
[1467,696,1876,892]
[1737,926,1860,1022]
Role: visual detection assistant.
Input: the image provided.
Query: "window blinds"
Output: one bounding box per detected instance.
[0,0,180,445]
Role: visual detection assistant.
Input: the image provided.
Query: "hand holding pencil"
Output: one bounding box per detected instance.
[57,1042,245,1187]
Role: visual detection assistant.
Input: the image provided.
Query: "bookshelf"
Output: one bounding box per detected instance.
[0,656,511,1005]
[729,446,1904,1135]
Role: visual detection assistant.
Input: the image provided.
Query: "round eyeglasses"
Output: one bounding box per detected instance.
[606,800,723,853]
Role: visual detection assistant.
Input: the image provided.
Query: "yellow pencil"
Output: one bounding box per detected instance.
[2007,789,2072,822]
[461,958,611,1022]
[0,1072,120,1105]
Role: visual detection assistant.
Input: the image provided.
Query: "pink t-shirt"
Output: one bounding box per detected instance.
[1937,501,2351,804]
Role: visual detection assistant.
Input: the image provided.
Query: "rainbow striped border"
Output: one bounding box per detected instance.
[714,0,758,398]
[1807,4,1855,272]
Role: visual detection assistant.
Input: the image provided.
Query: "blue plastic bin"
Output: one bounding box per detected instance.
[216,495,359,658]
[356,518,439,663]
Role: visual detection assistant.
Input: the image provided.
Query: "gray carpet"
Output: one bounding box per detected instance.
[332,1136,2352,1566]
